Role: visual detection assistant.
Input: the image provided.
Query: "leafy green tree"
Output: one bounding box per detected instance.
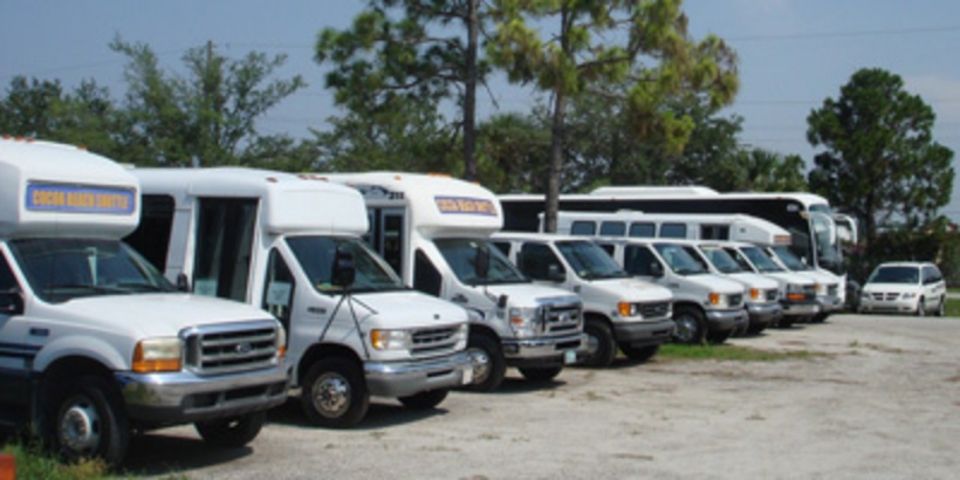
[313,95,459,173]
[315,0,491,179]
[0,76,120,156]
[111,38,306,167]
[807,68,955,248]
[737,149,807,192]
[476,112,551,193]
[487,0,739,231]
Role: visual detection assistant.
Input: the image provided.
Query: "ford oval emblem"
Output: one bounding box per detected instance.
[235,343,253,355]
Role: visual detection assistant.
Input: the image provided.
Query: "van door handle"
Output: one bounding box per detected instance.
[29,327,50,337]
[307,306,327,315]
[451,294,468,304]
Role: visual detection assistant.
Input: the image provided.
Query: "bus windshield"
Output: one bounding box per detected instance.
[735,246,786,273]
[435,238,528,286]
[286,236,405,294]
[810,212,843,275]
[698,246,744,274]
[653,243,709,275]
[769,245,812,271]
[10,238,174,303]
[556,240,629,280]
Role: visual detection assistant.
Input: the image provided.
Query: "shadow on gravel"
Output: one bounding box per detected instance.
[265,395,451,431]
[121,433,253,477]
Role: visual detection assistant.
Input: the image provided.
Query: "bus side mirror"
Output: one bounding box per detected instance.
[547,264,565,282]
[176,273,191,292]
[332,245,356,288]
[475,247,490,280]
[0,291,24,316]
[650,262,664,278]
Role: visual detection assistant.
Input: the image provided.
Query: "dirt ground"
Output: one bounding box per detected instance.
[125,313,960,479]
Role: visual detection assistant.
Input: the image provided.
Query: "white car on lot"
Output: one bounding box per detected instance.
[858,262,946,316]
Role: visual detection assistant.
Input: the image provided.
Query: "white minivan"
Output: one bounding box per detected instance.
[858,262,946,316]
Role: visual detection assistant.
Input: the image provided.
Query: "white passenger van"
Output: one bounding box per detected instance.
[667,240,782,335]
[593,238,746,344]
[763,245,842,321]
[128,168,473,429]
[489,233,674,365]
[324,173,585,391]
[0,138,288,465]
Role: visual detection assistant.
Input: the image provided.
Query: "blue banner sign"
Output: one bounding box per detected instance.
[25,184,135,215]
[435,196,498,216]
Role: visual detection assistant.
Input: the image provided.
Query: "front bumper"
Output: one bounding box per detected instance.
[817,295,844,314]
[782,300,820,318]
[858,298,919,314]
[613,318,675,347]
[117,364,289,425]
[704,308,745,333]
[502,332,587,368]
[365,351,474,398]
[746,302,783,329]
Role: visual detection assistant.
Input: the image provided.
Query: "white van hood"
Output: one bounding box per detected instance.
[483,283,581,309]
[46,293,276,339]
[729,272,778,290]
[353,290,469,329]
[586,278,673,303]
[687,273,745,295]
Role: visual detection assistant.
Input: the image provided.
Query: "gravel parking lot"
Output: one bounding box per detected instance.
[126,313,960,479]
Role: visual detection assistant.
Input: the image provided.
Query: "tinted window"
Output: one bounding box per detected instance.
[435,238,527,285]
[700,224,730,240]
[124,194,174,271]
[262,249,295,338]
[193,197,258,301]
[623,245,658,276]
[660,223,687,238]
[628,223,655,238]
[518,243,564,281]
[570,221,596,236]
[868,266,919,285]
[0,253,19,291]
[414,249,442,296]
[599,222,626,236]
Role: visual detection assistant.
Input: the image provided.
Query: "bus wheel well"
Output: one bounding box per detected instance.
[297,344,363,387]
[468,324,500,344]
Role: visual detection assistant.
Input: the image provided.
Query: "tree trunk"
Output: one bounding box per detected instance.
[544,92,566,233]
[462,0,479,181]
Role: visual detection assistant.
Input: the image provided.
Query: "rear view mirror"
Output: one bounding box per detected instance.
[332,244,356,288]
[0,291,24,316]
[650,262,665,278]
[176,273,191,292]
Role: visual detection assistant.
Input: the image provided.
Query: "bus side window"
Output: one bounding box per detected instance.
[700,224,729,240]
[629,222,655,238]
[262,249,295,340]
[600,221,626,236]
[660,223,687,238]
[413,249,442,297]
[570,221,596,236]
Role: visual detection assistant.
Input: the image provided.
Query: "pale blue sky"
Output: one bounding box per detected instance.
[3,0,960,219]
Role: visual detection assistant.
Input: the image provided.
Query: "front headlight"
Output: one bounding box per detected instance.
[617,302,639,317]
[277,326,287,359]
[508,306,541,338]
[133,337,182,373]
[454,323,469,350]
[371,329,412,350]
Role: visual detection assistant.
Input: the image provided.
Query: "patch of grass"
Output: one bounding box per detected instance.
[945,297,960,317]
[658,343,825,362]
[2,443,110,480]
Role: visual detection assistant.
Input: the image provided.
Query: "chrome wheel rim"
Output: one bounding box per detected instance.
[59,396,101,454]
[312,373,351,418]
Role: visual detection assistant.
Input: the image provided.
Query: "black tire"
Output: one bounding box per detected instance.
[398,389,449,410]
[618,343,660,363]
[464,334,506,392]
[195,412,266,448]
[582,320,616,367]
[673,306,706,344]
[518,366,563,382]
[707,328,732,345]
[916,297,926,317]
[301,357,369,429]
[778,317,796,328]
[43,375,130,466]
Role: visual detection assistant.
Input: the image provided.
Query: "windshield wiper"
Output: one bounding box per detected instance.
[115,282,169,292]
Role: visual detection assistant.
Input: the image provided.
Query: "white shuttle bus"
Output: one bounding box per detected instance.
[0,138,288,465]
[325,173,585,391]
[128,168,473,429]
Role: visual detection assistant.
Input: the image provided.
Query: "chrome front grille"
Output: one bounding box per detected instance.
[185,320,279,375]
[542,302,582,335]
[728,294,743,308]
[411,326,460,355]
[870,292,901,301]
[639,301,671,319]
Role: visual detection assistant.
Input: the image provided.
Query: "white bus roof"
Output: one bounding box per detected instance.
[499,189,831,211]
[323,172,503,237]
[0,137,139,239]
[134,168,368,236]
